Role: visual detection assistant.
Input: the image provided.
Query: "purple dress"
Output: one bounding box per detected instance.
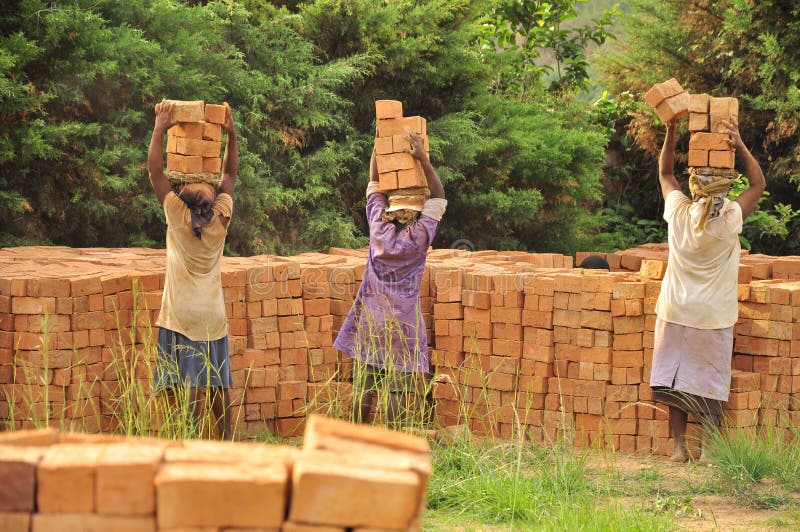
[334,190,440,373]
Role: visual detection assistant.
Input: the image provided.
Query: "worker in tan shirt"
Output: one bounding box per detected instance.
[147,99,238,440]
[651,118,765,462]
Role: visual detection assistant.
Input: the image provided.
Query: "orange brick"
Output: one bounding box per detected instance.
[378,172,397,191]
[96,443,166,516]
[31,514,155,531]
[166,153,202,173]
[688,113,709,132]
[709,150,735,168]
[375,100,403,120]
[156,462,287,528]
[174,137,222,158]
[203,122,222,141]
[167,100,204,122]
[204,104,227,124]
[397,165,427,189]
[690,132,730,151]
[644,78,684,108]
[168,122,204,139]
[376,116,425,137]
[0,446,44,512]
[374,136,394,155]
[376,152,416,174]
[37,444,105,513]
[689,93,709,114]
[655,92,689,123]
[202,157,221,174]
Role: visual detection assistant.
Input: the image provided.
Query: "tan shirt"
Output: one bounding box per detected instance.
[655,190,742,329]
[156,191,233,341]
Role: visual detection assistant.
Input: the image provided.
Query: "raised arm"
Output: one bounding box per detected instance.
[406,131,445,199]
[147,99,176,204]
[658,121,681,199]
[719,119,765,221]
[218,102,238,197]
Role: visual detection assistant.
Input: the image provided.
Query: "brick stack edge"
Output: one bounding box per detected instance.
[0,414,431,531]
[1,245,799,454]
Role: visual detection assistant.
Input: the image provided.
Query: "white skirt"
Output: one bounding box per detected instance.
[650,317,733,401]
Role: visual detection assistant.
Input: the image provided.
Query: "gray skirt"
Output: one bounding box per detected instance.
[155,328,232,388]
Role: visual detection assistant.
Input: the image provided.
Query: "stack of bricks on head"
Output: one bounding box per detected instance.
[645,78,738,169]
[374,100,430,191]
[165,100,227,175]
[0,415,431,532]
[1,245,798,458]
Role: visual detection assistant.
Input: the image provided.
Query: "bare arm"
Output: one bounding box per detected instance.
[406,131,445,199]
[370,148,378,183]
[719,119,765,221]
[658,121,680,199]
[218,103,238,197]
[147,99,176,204]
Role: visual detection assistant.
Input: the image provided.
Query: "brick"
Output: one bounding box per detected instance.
[688,113,709,132]
[156,462,287,528]
[11,297,55,315]
[689,93,709,114]
[690,132,731,151]
[374,136,394,155]
[0,512,30,532]
[655,92,689,123]
[644,78,684,108]
[31,513,155,531]
[289,454,420,529]
[0,446,44,511]
[96,443,166,516]
[202,157,221,174]
[174,137,222,158]
[375,100,403,120]
[397,165,427,189]
[202,122,222,142]
[375,152,416,174]
[376,116,425,138]
[709,96,738,118]
[38,443,105,513]
[378,172,397,191]
[709,150,735,168]
[168,122,204,139]
[204,104,227,124]
[166,153,203,174]
[168,100,204,122]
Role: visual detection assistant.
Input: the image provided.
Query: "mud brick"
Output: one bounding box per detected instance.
[202,157,221,174]
[709,96,739,119]
[203,103,226,124]
[38,443,105,513]
[688,112,709,132]
[640,260,667,281]
[202,122,222,142]
[613,316,644,334]
[690,132,731,151]
[375,100,403,120]
[378,171,398,191]
[168,100,204,123]
[376,152,416,174]
[688,93,709,113]
[644,78,684,108]
[377,116,425,137]
[174,137,222,158]
[397,165,427,189]
[0,512,30,532]
[156,462,287,528]
[374,136,394,155]
[655,92,689,123]
[709,150,735,168]
[166,153,203,173]
[0,446,44,512]
[96,442,166,516]
[289,454,421,529]
[11,297,56,315]
[31,513,155,531]
[580,310,612,331]
[168,122,204,139]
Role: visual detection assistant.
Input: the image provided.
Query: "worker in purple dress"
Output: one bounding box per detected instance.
[334,130,446,427]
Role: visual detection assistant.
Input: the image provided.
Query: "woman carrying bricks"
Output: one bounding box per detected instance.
[651,117,764,462]
[334,130,446,428]
[147,99,238,440]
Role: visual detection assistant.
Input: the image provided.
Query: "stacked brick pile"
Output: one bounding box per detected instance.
[644,78,689,124]
[1,246,798,457]
[165,100,226,175]
[373,100,429,191]
[687,94,738,168]
[0,414,430,531]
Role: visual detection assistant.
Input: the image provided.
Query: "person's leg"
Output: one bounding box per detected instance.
[210,387,231,441]
[352,368,377,424]
[669,406,689,462]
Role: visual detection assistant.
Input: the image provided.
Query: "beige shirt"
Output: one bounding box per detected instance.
[655,190,742,329]
[156,191,233,341]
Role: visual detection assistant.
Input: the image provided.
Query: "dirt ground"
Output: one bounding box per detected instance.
[591,453,800,531]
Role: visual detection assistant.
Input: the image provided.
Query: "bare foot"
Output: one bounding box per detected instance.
[670,446,689,463]
[698,450,713,465]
